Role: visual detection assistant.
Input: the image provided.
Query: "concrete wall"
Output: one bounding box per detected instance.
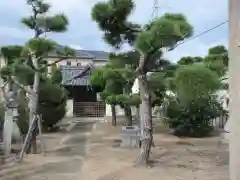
[105,104,125,116]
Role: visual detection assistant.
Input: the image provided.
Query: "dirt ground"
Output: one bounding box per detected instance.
[1,120,229,180]
[1,121,94,180]
[81,122,229,180]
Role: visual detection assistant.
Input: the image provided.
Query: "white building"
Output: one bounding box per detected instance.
[0,48,110,119]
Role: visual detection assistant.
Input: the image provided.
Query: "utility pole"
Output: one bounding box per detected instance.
[152,0,159,18]
[229,0,240,179]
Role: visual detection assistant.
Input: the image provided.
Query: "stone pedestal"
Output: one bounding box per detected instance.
[121,125,140,148]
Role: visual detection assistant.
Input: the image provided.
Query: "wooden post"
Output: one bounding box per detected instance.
[18,115,37,162]
[37,115,45,155]
[229,0,240,179]
[18,114,45,162]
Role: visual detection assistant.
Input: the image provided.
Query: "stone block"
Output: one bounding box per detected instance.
[121,125,140,148]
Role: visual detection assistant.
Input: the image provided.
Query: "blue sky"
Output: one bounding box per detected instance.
[0,0,228,62]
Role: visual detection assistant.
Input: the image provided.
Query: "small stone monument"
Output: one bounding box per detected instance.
[121,125,140,148]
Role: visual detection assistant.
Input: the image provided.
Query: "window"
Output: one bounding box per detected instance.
[66,60,71,66]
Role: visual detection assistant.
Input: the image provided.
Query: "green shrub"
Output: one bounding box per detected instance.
[166,97,223,137]
[165,64,224,137]
[39,81,67,130]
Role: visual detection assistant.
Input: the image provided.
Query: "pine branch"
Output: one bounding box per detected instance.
[11,76,35,95]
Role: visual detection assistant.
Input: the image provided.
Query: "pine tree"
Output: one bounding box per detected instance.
[20,0,72,153]
[0,0,74,154]
[91,0,193,165]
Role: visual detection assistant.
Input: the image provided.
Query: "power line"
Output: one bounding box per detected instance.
[173,20,228,49]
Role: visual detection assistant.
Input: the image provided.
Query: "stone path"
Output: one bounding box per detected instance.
[1,121,95,180]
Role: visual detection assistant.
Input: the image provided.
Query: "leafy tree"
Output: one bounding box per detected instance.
[91,0,193,165]
[166,64,223,137]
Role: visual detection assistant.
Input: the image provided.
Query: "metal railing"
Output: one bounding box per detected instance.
[73,101,106,117]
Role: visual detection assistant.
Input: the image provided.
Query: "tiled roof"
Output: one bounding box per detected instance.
[79,50,108,60]
[51,45,108,61]
[60,65,93,86]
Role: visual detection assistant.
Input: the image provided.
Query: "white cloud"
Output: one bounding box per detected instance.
[0,0,228,60]
[68,44,83,49]
[0,0,95,16]
[0,0,25,9]
[133,0,228,61]
[164,37,228,62]
[46,0,96,15]
[0,26,32,39]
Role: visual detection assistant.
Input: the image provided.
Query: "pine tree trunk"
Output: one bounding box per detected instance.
[136,67,153,166]
[128,107,132,126]
[25,109,34,154]
[111,104,116,126]
[137,76,153,166]
[27,55,40,154]
[27,11,41,154]
[31,67,40,154]
[124,106,132,126]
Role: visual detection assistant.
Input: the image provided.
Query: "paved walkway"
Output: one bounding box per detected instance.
[1,121,95,180]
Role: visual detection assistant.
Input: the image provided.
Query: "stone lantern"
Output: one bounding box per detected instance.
[3,90,19,156]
